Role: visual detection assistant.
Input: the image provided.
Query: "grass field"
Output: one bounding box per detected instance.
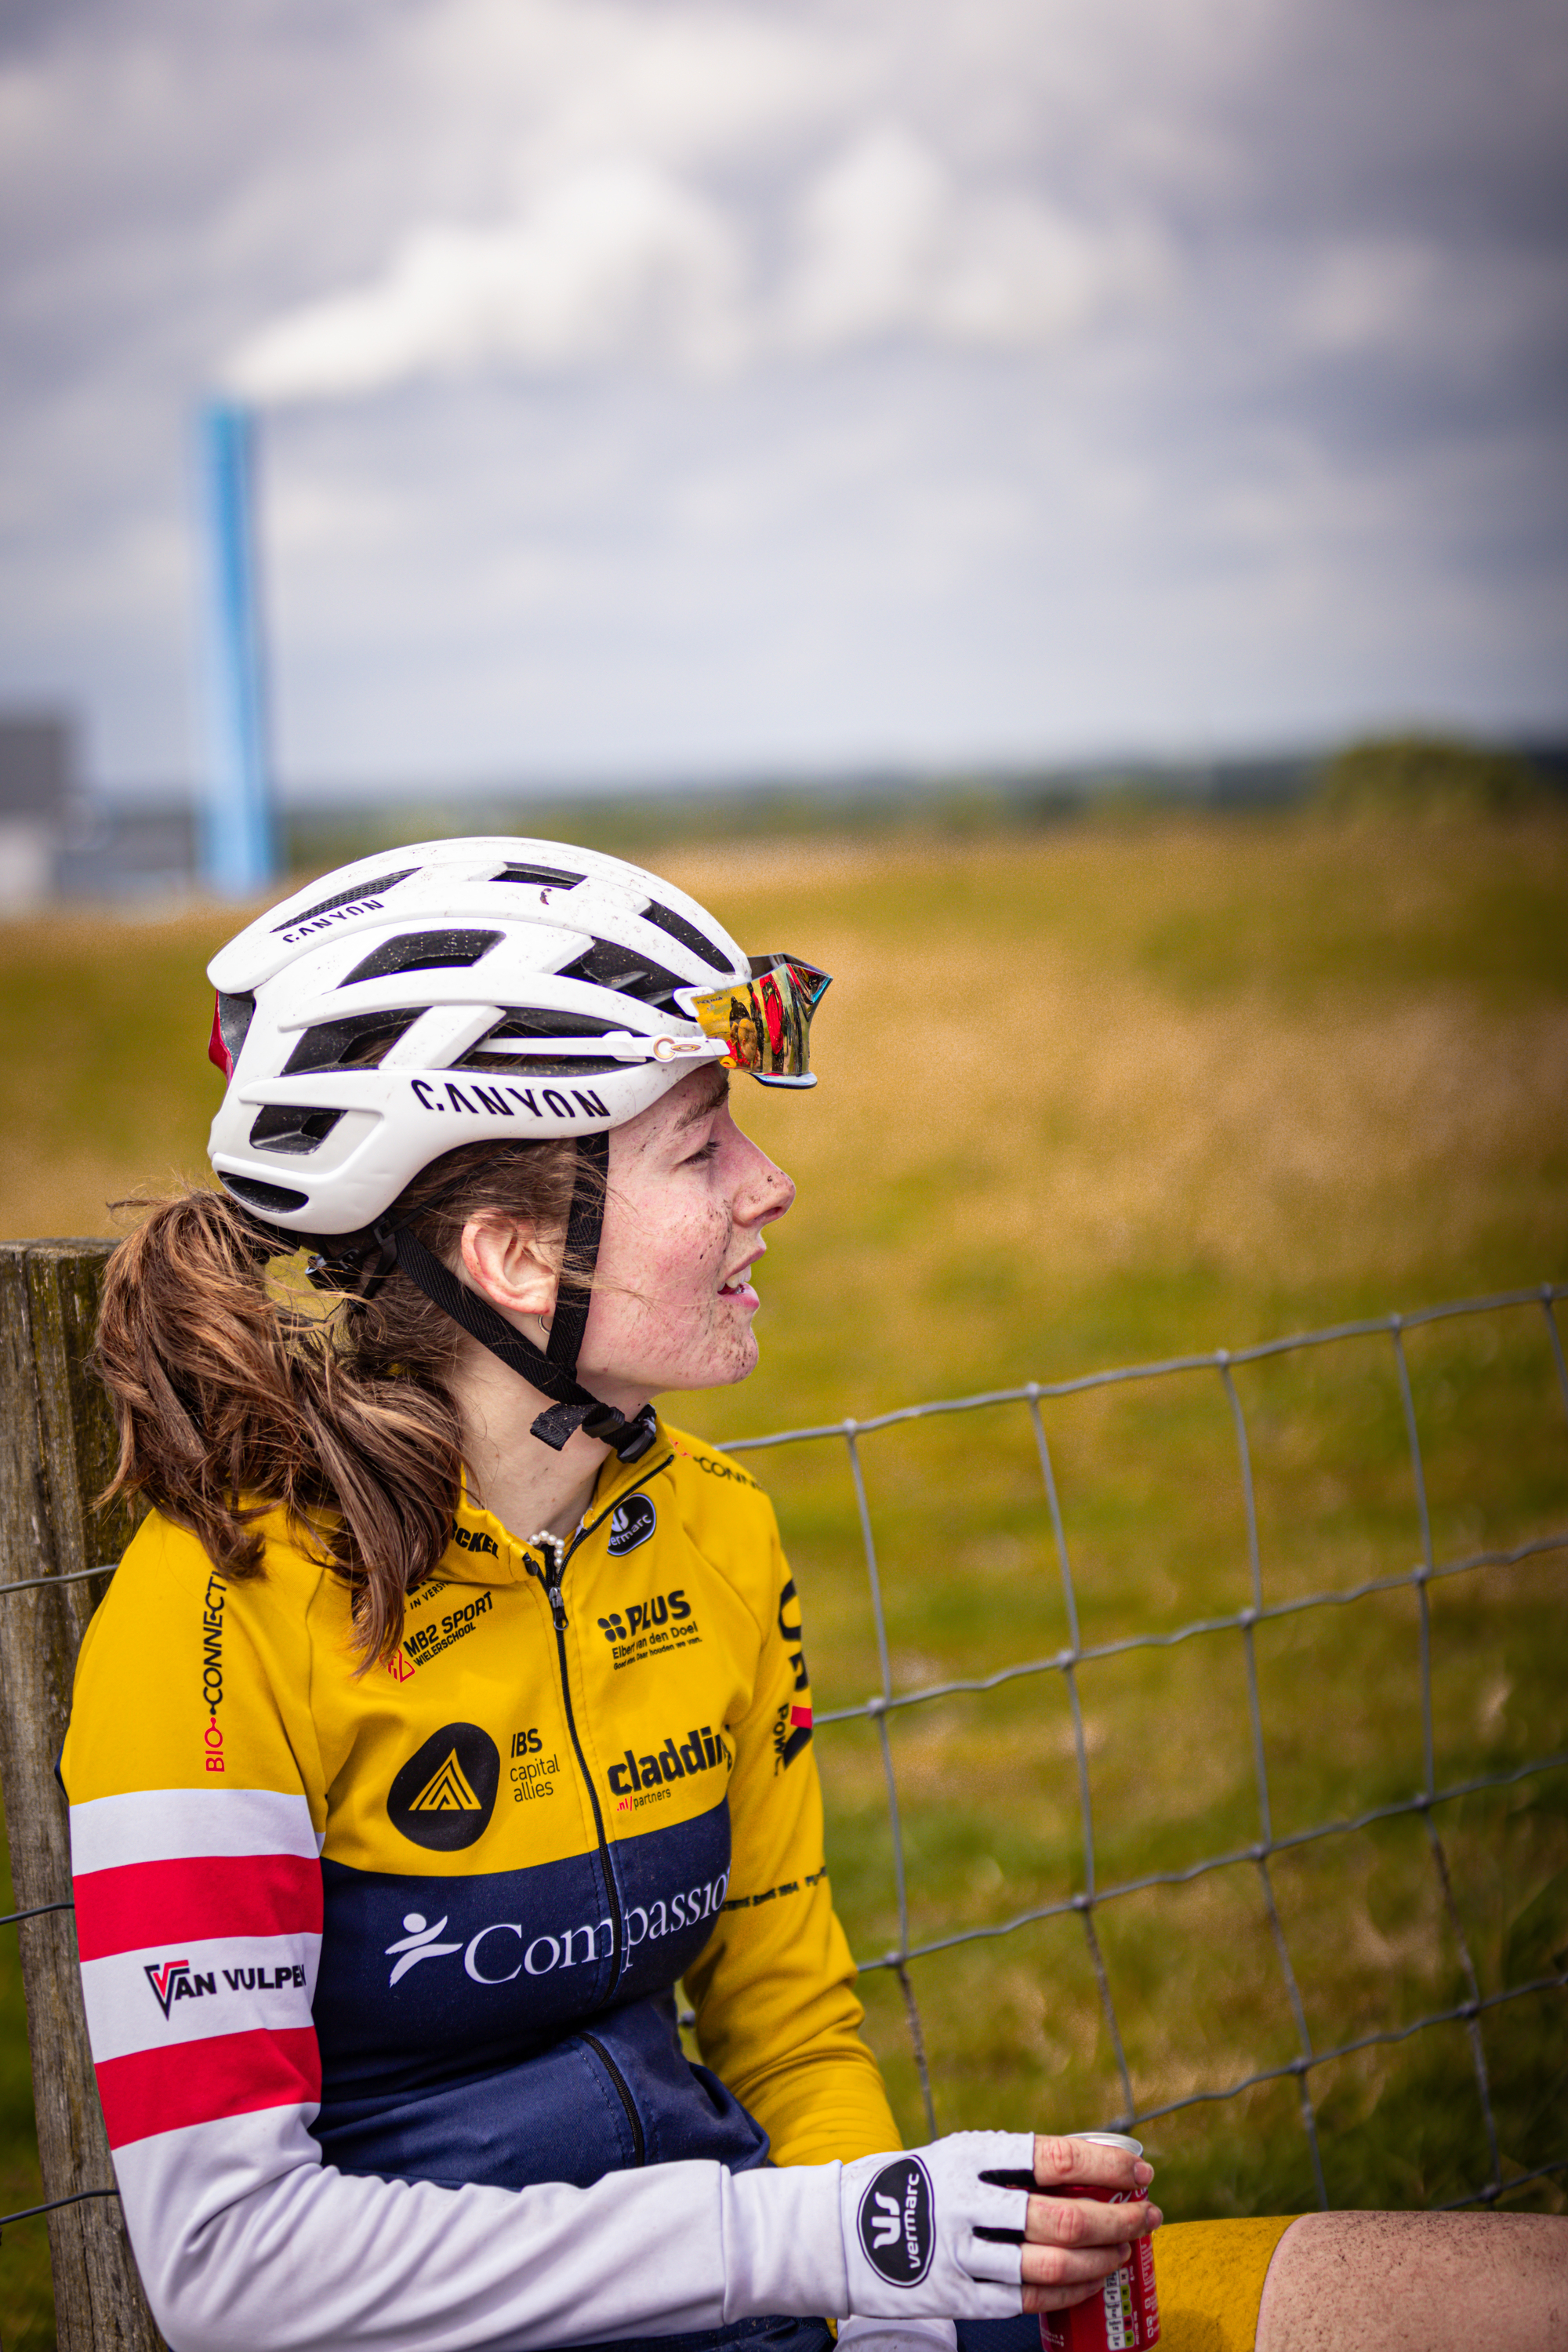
[2,806,1566,2343]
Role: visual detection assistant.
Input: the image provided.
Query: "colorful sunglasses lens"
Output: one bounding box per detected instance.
[688,956,832,1076]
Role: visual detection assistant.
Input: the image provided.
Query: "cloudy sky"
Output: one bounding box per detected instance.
[2,0,1565,799]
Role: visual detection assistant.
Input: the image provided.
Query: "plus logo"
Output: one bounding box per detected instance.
[597,1590,691,1642]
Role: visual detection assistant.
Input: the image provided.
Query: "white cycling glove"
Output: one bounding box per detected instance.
[838,2132,1034,2320]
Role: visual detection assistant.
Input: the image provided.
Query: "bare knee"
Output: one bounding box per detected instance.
[1256,2210,1568,2352]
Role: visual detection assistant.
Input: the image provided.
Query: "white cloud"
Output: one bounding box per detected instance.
[783,124,1168,351]
[228,160,745,400]
[229,122,1170,403]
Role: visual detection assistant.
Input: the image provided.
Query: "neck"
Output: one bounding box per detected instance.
[451,1345,646,1544]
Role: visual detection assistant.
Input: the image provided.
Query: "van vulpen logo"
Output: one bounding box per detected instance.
[857,2156,935,2287]
[606,1494,656,1555]
[388,1722,500,1849]
[145,1956,209,2017]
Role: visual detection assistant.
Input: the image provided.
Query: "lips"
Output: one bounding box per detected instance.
[718,1254,761,1301]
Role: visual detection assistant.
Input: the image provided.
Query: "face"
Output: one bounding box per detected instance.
[575,1067,795,1406]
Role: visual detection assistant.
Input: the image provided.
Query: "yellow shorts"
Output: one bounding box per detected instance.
[1154,2217,1299,2352]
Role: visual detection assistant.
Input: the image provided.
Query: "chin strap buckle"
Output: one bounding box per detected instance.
[599,1402,660,1462]
[529,1397,658,1462]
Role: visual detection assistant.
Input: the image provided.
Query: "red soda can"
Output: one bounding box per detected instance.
[1038,2132,1160,2352]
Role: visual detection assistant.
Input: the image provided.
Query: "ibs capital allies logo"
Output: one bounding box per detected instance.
[387,1722,501,1850]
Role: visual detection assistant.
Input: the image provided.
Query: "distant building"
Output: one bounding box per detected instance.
[0,713,70,912]
[56,801,198,901]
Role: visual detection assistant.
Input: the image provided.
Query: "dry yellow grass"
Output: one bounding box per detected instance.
[4,815,1565,1329]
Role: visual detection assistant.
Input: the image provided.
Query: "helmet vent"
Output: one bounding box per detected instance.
[457,1007,622,1074]
[273,869,418,931]
[220,1174,310,1214]
[341,929,502,985]
[481,1008,618,1040]
[283,1010,420,1074]
[459,1053,622,1077]
[248,1105,344,1156]
[641,901,731,972]
[557,938,684,1009]
[494,862,586,889]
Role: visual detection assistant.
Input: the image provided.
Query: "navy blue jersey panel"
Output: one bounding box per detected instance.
[314,1994,768,2189]
[603,1798,736,2007]
[956,2318,1039,2352]
[314,1846,615,2094]
[314,2027,637,2188]
[314,1797,731,2100]
[586,1993,768,2173]
[312,1799,752,2187]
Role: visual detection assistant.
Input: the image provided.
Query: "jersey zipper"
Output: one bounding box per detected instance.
[523,1454,671,1999]
[579,2031,646,2165]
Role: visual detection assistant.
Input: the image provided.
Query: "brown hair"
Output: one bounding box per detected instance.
[95,1139,593,1663]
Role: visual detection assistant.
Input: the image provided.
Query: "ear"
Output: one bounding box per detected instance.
[459,1213,558,1322]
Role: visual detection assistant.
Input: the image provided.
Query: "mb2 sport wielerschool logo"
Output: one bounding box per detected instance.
[857,2155,935,2287]
[387,1722,501,1850]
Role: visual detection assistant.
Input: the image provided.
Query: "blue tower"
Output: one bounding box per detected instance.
[199,399,278,896]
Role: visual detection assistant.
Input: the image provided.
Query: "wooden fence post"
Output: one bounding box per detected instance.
[0,1240,161,2350]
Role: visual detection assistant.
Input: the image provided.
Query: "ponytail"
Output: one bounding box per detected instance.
[95,1138,584,1662]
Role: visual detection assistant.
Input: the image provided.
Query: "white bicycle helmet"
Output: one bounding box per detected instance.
[205,837,831,1461]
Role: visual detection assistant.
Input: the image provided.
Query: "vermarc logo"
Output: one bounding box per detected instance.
[387,1722,500,1850]
[606,1494,656,1555]
[857,2156,935,2287]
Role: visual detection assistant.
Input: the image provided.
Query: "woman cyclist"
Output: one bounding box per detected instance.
[64,840,1564,2352]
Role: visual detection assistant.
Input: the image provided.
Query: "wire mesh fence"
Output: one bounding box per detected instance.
[720,1283,1568,2214]
[1,1281,1564,2253]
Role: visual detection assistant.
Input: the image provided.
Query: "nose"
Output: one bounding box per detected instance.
[732,1134,795,1230]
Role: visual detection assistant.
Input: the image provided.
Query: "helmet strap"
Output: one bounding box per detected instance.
[372,1132,657,1465]
[537,1128,606,1388]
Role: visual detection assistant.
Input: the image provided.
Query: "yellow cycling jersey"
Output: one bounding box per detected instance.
[63,1417,898,2216]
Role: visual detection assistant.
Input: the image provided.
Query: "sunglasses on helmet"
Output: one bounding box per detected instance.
[678,955,832,1088]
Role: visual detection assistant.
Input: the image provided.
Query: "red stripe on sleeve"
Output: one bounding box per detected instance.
[74,1855,322,1961]
[95,2027,322,2148]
